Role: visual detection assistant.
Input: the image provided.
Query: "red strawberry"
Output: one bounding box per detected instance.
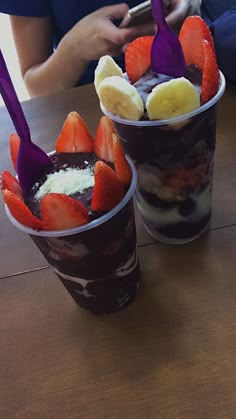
[40,193,89,231]
[3,189,42,230]
[165,164,208,191]
[91,161,124,212]
[1,171,23,199]
[9,133,20,171]
[125,36,153,83]
[94,116,115,162]
[112,134,131,186]
[179,15,215,69]
[56,111,93,153]
[201,39,220,104]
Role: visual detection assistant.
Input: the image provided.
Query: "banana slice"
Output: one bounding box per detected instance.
[94,56,123,93]
[146,77,200,120]
[98,76,144,121]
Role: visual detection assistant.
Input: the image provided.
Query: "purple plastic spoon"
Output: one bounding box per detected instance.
[151,0,186,77]
[0,49,51,195]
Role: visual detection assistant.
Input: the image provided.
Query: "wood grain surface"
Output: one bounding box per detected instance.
[0,83,236,418]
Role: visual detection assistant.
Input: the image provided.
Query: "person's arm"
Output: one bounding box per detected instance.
[10,4,155,97]
[10,15,88,97]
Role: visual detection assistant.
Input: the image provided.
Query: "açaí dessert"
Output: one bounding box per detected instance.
[1,113,139,313]
[94,16,225,244]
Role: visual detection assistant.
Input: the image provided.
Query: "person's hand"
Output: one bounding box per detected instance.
[65,4,155,64]
[165,0,202,32]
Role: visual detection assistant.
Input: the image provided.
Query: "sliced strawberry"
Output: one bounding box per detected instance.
[125,36,153,83]
[94,116,115,162]
[91,161,124,212]
[3,189,42,229]
[55,111,93,153]
[9,133,20,172]
[165,164,208,191]
[179,15,215,69]
[40,193,89,231]
[201,39,220,104]
[0,171,23,199]
[113,134,131,186]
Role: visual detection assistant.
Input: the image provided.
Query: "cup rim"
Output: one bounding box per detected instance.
[5,156,137,237]
[101,71,226,126]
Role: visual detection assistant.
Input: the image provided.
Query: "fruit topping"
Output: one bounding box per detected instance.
[94,116,115,162]
[94,55,123,93]
[201,39,220,104]
[146,77,200,120]
[98,76,144,121]
[179,15,215,69]
[1,171,23,199]
[113,134,132,186]
[179,15,219,103]
[125,36,153,83]
[3,189,42,229]
[9,133,20,171]
[56,111,93,153]
[91,161,124,212]
[40,193,89,231]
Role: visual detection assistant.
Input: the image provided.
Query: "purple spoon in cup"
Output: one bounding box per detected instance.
[151,0,186,77]
[0,49,51,195]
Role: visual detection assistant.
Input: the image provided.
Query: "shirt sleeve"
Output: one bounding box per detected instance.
[212,8,236,83]
[0,0,50,17]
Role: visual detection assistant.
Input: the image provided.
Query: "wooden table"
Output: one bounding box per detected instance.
[1,83,236,419]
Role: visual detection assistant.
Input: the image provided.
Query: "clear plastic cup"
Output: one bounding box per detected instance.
[5,157,140,313]
[102,72,226,244]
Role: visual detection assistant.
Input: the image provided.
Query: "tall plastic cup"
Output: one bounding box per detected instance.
[102,72,225,244]
[5,158,140,314]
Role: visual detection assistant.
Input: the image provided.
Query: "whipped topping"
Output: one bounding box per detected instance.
[35,167,94,199]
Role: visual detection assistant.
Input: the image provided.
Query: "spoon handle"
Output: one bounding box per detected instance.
[151,0,166,25]
[0,49,31,143]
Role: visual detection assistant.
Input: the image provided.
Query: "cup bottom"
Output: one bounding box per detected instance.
[143,218,210,244]
[56,262,141,314]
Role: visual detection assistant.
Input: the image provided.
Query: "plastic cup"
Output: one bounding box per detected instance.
[5,157,140,314]
[102,72,226,244]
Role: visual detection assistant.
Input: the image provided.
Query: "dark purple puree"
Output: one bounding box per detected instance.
[27,152,104,220]
[114,65,217,241]
[26,152,140,314]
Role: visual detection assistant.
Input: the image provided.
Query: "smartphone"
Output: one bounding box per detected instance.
[119,0,153,28]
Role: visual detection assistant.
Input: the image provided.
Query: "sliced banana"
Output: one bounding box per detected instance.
[146,77,200,120]
[98,76,144,121]
[94,56,123,93]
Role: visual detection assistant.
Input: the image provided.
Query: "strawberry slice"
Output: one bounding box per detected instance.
[91,161,124,212]
[56,111,93,153]
[1,171,23,199]
[179,15,215,69]
[9,133,20,172]
[113,134,131,186]
[3,189,42,229]
[165,164,208,191]
[40,193,89,231]
[125,36,154,83]
[201,39,220,104]
[94,116,115,162]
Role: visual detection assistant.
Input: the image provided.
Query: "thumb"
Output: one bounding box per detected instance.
[99,3,129,20]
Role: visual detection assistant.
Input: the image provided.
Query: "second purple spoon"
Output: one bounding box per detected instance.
[0,49,51,195]
[151,0,186,77]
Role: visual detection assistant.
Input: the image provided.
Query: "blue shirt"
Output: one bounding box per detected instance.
[201,0,236,83]
[0,0,140,85]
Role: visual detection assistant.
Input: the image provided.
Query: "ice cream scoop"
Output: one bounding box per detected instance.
[151,0,186,77]
[0,49,51,195]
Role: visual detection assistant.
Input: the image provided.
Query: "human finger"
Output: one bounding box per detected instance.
[165,0,189,31]
[97,3,129,20]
